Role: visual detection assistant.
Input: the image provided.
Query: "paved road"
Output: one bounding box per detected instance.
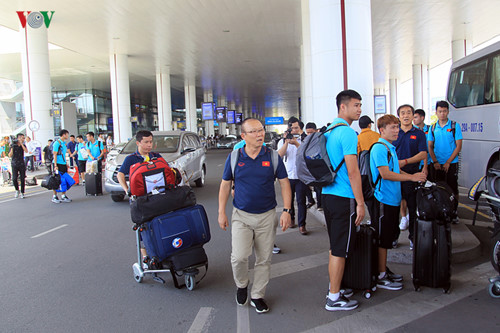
[0,149,498,332]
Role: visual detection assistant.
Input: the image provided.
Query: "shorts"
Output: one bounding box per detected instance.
[78,160,86,173]
[367,199,400,249]
[322,194,357,258]
[56,163,67,174]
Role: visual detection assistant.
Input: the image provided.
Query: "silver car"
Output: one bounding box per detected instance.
[104,131,207,202]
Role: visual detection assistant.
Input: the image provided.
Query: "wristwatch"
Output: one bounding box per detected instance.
[283,208,291,213]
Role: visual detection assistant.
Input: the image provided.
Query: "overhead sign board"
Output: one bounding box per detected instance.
[374,95,386,114]
[216,107,227,122]
[201,102,214,120]
[265,117,284,125]
[227,110,235,124]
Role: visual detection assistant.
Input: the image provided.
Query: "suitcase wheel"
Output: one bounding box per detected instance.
[488,281,500,298]
[443,285,451,294]
[185,274,196,291]
[363,290,372,299]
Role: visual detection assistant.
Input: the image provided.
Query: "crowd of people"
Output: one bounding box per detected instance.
[1,131,112,202]
[218,89,462,313]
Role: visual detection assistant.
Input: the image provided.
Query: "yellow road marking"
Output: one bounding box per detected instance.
[458,202,491,219]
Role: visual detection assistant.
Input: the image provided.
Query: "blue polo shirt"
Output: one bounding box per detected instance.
[393,126,427,173]
[233,140,266,151]
[322,118,358,199]
[52,139,67,165]
[370,138,401,207]
[77,142,87,161]
[118,151,162,175]
[428,119,463,164]
[222,146,287,214]
[86,140,105,161]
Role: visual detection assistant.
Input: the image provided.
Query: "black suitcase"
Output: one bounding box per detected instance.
[342,225,378,299]
[412,218,451,293]
[85,173,102,196]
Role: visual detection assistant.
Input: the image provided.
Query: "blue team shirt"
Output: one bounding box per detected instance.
[52,139,67,165]
[222,145,287,214]
[370,138,401,207]
[322,118,358,199]
[118,151,162,175]
[77,142,87,161]
[86,140,105,161]
[393,126,428,173]
[427,119,463,164]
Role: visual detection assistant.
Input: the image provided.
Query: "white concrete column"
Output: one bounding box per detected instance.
[156,68,172,131]
[109,54,132,143]
[452,39,472,62]
[412,64,429,110]
[389,78,398,115]
[301,0,314,124]
[184,78,197,133]
[203,90,215,137]
[308,0,374,129]
[19,14,53,145]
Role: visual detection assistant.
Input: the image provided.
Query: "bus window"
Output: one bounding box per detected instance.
[489,54,500,103]
[448,59,488,108]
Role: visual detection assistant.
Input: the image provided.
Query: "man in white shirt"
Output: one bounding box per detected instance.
[277,117,309,235]
[24,136,37,171]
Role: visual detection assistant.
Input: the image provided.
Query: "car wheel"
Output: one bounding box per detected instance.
[195,166,205,187]
[111,194,125,202]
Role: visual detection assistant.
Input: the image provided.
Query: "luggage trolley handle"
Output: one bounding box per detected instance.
[133,223,147,266]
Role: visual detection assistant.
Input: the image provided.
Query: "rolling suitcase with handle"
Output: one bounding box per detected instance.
[342,224,379,299]
[412,218,451,293]
[85,172,102,196]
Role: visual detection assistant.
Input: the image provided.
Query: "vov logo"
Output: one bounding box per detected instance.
[16,11,55,29]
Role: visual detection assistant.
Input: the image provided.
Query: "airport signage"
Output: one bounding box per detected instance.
[235,113,243,125]
[265,117,284,125]
[17,11,55,29]
[201,102,215,120]
[227,110,236,124]
[374,95,386,114]
[216,107,227,122]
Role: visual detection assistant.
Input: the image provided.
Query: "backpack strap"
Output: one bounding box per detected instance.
[230,147,279,180]
[318,122,348,172]
[371,142,392,188]
[431,121,456,139]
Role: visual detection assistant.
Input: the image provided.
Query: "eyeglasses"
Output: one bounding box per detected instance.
[243,128,265,135]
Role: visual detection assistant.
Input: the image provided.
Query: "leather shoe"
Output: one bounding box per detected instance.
[299,226,308,235]
[290,219,297,228]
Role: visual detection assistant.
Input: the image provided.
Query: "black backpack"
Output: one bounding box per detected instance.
[49,139,63,158]
[358,142,391,201]
[416,181,458,222]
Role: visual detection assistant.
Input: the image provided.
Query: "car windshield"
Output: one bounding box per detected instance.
[121,135,180,154]
[219,137,235,143]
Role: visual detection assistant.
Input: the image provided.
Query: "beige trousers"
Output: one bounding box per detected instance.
[230,207,277,299]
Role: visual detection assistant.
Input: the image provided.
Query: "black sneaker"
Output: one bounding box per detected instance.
[325,294,359,311]
[250,298,269,313]
[236,287,248,306]
[386,266,403,282]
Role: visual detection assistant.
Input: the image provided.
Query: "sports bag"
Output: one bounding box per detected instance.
[130,185,196,224]
[358,142,391,201]
[416,181,458,222]
[296,123,348,187]
[41,173,61,190]
[129,156,176,197]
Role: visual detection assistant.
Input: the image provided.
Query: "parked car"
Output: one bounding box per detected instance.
[104,131,206,202]
[217,135,239,149]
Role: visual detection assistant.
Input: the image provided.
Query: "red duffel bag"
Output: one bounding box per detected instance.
[129,157,177,196]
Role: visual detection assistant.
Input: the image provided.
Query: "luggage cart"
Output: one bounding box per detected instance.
[131,224,208,290]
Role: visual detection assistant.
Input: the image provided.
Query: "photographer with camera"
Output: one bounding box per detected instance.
[277,117,309,235]
[8,133,28,198]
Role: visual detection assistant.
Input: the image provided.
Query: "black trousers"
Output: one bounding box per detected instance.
[429,163,459,195]
[401,181,418,241]
[11,163,26,193]
[24,156,34,171]
[289,179,308,227]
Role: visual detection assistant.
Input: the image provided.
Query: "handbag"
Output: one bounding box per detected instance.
[130,186,196,224]
[41,173,61,190]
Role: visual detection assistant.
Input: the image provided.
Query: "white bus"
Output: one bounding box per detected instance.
[447,40,500,189]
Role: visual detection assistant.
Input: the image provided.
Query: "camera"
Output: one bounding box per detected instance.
[285,130,294,140]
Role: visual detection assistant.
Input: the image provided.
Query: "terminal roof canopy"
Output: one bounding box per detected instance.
[0,0,499,118]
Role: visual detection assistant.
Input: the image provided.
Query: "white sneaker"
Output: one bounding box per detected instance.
[14,191,19,198]
[20,193,25,199]
[52,196,61,203]
[61,195,72,203]
[399,216,409,230]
